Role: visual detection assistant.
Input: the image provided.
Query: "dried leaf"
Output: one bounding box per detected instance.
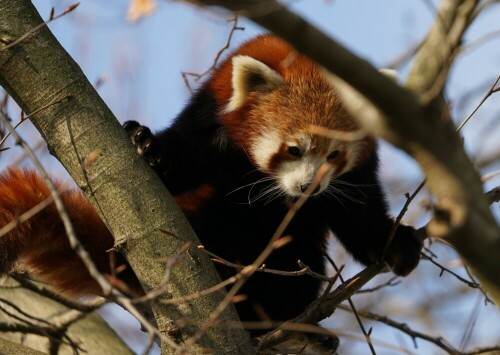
[126,0,156,23]
[83,148,102,168]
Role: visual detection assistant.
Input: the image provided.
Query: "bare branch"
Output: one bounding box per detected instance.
[257,263,385,350]
[9,274,103,313]
[182,15,244,92]
[336,304,500,355]
[0,94,72,148]
[456,75,500,131]
[0,3,79,51]
[421,252,480,289]
[327,257,376,355]
[356,276,401,294]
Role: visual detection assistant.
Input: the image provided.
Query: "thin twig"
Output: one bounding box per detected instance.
[257,263,385,350]
[0,196,54,238]
[10,274,106,312]
[160,276,237,306]
[328,256,377,355]
[382,181,426,260]
[459,294,482,351]
[471,0,500,22]
[0,297,53,327]
[339,304,500,355]
[114,296,182,352]
[0,95,72,148]
[337,304,457,353]
[0,322,82,352]
[462,264,493,304]
[356,276,401,294]
[379,73,500,286]
[461,29,500,54]
[0,296,95,353]
[0,4,79,51]
[456,75,500,131]
[131,242,191,304]
[421,252,480,289]
[201,246,332,280]
[182,15,244,92]
[10,140,46,166]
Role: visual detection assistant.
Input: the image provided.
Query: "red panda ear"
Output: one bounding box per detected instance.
[224,55,283,113]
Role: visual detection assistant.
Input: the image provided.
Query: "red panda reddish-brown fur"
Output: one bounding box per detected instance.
[210,36,365,162]
[0,169,138,296]
[0,35,422,335]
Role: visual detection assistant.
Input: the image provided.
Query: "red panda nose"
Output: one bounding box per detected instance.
[300,183,320,195]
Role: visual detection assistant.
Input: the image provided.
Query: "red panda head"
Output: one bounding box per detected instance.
[209,35,374,197]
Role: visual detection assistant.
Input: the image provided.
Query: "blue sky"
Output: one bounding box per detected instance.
[4,1,500,353]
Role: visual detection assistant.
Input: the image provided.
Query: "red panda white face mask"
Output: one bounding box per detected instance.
[221,53,371,198]
[251,130,367,197]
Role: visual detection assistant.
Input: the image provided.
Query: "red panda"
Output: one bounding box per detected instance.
[0,35,421,334]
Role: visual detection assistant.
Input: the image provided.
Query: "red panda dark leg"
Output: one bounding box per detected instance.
[0,169,140,296]
[322,153,422,276]
[123,119,212,198]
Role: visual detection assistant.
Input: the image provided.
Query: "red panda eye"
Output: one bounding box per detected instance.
[287,146,301,157]
[327,150,339,160]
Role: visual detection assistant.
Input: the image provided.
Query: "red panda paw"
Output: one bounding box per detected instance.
[385,225,423,276]
[123,120,163,168]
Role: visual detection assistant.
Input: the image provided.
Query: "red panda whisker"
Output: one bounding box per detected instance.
[225,176,274,196]
[248,183,278,206]
[240,167,265,180]
[262,187,288,206]
[325,185,365,205]
[322,188,349,209]
[249,183,279,201]
[249,183,282,205]
[330,180,369,198]
[332,179,377,189]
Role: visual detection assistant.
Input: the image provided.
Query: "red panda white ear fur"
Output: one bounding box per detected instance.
[224,55,284,113]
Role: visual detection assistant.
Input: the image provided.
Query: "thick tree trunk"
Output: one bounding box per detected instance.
[0,337,46,355]
[0,277,134,355]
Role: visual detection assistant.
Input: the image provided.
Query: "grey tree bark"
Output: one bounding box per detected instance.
[0,337,46,355]
[0,277,133,355]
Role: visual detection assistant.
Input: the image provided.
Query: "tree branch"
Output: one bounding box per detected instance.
[337,304,500,355]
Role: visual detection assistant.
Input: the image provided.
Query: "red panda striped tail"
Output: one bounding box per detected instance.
[0,169,134,296]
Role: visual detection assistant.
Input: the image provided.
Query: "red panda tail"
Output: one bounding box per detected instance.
[0,168,137,296]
